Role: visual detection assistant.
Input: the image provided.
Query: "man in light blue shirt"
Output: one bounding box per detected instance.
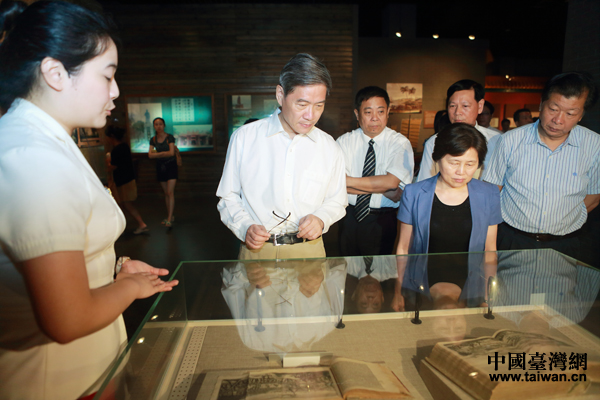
[483,72,600,263]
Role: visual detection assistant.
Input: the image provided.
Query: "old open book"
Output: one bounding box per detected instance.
[422,329,600,400]
[209,357,412,400]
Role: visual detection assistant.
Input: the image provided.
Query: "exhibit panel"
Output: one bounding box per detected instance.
[94,250,600,400]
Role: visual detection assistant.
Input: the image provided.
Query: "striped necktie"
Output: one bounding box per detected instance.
[355,139,375,222]
[364,256,374,274]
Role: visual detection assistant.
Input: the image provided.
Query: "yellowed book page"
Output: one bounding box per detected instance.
[427,329,598,400]
[246,367,342,400]
[210,373,249,400]
[330,358,412,399]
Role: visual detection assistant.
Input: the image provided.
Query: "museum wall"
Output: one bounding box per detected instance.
[563,0,600,133]
[102,3,355,196]
[356,37,488,152]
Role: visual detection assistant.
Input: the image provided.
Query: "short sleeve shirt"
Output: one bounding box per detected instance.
[482,121,600,235]
[0,99,127,399]
[336,127,414,208]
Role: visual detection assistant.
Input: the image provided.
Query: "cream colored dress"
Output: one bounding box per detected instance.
[0,99,127,399]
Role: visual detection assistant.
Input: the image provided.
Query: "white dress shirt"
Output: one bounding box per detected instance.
[487,126,503,134]
[416,123,500,182]
[217,110,348,242]
[345,256,398,281]
[221,260,347,352]
[336,127,414,208]
[0,99,127,399]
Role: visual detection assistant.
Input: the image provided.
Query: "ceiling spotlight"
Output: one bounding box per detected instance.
[468,35,475,40]
[432,34,439,39]
[505,74,510,79]
[395,32,402,38]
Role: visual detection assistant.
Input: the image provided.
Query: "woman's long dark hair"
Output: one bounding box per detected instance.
[0,0,119,110]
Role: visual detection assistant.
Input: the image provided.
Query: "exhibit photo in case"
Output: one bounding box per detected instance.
[126,95,214,153]
[226,94,280,137]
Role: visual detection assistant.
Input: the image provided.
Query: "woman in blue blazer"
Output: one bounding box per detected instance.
[396,123,503,255]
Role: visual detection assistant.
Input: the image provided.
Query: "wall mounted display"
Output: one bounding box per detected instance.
[423,110,436,129]
[386,83,423,114]
[226,94,280,137]
[126,95,214,153]
[71,128,101,148]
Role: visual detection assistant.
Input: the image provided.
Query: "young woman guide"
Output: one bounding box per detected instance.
[0,2,178,398]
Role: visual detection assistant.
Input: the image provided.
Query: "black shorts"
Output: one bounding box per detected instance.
[156,159,178,182]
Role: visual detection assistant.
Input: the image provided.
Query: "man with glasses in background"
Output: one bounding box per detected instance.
[217,53,347,259]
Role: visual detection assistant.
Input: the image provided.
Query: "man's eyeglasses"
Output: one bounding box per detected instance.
[268,211,298,234]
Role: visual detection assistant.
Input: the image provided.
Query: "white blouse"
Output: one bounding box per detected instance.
[0,99,127,399]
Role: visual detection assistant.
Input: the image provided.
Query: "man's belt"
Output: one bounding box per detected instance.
[266,232,307,246]
[505,223,581,242]
[349,205,397,215]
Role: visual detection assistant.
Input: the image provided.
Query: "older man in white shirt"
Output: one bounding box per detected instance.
[417,79,499,182]
[217,54,347,259]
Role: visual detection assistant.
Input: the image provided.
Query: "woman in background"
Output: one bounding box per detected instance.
[106,125,149,234]
[0,2,177,399]
[149,117,177,227]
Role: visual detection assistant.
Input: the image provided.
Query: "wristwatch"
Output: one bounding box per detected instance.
[115,256,131,275]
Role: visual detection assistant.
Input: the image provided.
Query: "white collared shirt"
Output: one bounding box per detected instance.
[336,127,414,208]
[0,99,127,399]
[416,123,500,182]
[217,110,348,241]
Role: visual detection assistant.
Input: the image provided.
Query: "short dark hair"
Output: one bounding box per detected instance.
[513,108,531,123]
[501,118,510,124]
[0,1,120,110]
[483,100,495,114]
[105,125,126,141]
[279,53,332,96]
[354,86,390,110]
[432,123,487,167]
[434,110,450,133]
[541,71,598,111]
[447,80,485,105]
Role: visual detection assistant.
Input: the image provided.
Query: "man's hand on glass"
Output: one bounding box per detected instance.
[245,224,270,249]
[297,214,324,240]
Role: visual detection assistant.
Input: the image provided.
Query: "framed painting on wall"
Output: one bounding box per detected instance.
[126,95,214,153]
[225,94,280,137]
[386,83,423,114]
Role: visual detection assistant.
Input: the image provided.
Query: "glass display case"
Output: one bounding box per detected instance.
[94,249,600,400]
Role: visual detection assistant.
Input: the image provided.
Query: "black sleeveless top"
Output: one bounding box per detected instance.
[427,194,472,287]
[428,194,472,254]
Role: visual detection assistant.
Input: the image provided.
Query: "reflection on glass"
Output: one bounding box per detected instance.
[345,256,398,313]
[495,249,600,329]
[221,259,347,352]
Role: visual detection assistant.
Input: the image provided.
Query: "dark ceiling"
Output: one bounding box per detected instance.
[99,0,569,68]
